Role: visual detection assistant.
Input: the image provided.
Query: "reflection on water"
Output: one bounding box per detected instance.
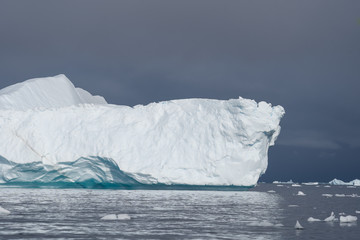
[0,189,283,239]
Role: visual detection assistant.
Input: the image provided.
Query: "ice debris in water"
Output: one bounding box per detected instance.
[101,214,131,220]
[0,206,10,215]
[324,212,336,222]
[267,190,276,193]
[356,211,360,214]
[322,194,333,197]
[295,220,304,230]
[296,191,306,196]
[247,221,283,227]
[339,215,357,223]
[335,194,346,197]
[292,184,301,187]
[307,217,321,222]
[302,182,318,186]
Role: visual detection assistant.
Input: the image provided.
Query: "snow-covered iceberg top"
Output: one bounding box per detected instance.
[329,179,360,186]
[0,75,285,188]
[0,74,106,111]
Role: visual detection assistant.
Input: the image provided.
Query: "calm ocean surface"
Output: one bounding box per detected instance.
[0,184,359,239]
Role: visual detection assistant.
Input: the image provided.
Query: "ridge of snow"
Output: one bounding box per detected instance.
[0,74,106,111]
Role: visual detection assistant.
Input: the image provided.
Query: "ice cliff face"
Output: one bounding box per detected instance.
[0,75,285,188]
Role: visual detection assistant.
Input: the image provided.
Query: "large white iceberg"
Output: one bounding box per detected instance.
[0,75,284,188]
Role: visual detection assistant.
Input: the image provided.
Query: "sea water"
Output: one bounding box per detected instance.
[0,184,359,239]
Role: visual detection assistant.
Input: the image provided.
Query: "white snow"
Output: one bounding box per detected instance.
[101,214,131,220]
[0,74,106,111]
[339,215,357,223]
[0,206,10,215]
[324,212,336,222]
[307,217,321,222]
[295,220,304,229]
[0,75,285,187]
[296,191,306,196]
[329,178,360,186]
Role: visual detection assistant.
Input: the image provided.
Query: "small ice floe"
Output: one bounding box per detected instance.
[295,220,304,230]
[307,217,321,222]
[247,221,283,227]
[355,211,360,214]
[324,212,336,222]
[347,186,356,189]
[339,212,346,216]
[324,185,331,188]
[335,194,346,197]
[296,191,306,196]
[303,182,318,186]
[322,194,333,198]
[101,214,131,220]
[267,190,276,193]
[288,205,299,207]
[0,206,10,215]
[276,185,284,187]
[347,194,359,198]
[339,215,357,223]
[292,184,301,187]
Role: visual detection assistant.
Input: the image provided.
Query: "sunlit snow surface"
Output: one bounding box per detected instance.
[0,184,359,239]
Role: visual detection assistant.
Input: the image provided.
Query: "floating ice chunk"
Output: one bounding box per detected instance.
[335,194,346,197]
[0,206,10,215]
[292,184,301,187]
[322,194,333,197]
[296,191,306,196]
[340,215,357,223]
[273,180,293,184]
[351,179,360,186]
[347,186,356,189]
[247,221,283,227]
[339,212,346,216]
[303,182,318,186]
[276,184,283,187]
[101,214,131,220]
[324,185,331,188]
[356,211,360,214]
[295,220,304,230]
[267,190,276,193]
[288,205,299,207]
[307,217,321,222]
[324,212,336,222]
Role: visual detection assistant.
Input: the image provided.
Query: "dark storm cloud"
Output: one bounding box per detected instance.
[0,0,359,181]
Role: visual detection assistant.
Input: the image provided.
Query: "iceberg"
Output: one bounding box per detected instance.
[0,75,284,188]
[329,179,360,186]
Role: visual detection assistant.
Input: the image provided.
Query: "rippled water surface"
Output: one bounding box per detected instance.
[0,184,359,239]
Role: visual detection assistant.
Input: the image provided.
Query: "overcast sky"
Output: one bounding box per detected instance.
[1,0,359,182]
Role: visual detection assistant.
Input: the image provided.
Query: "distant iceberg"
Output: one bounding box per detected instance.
[0,75,284,188]
[329,179,360,186]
